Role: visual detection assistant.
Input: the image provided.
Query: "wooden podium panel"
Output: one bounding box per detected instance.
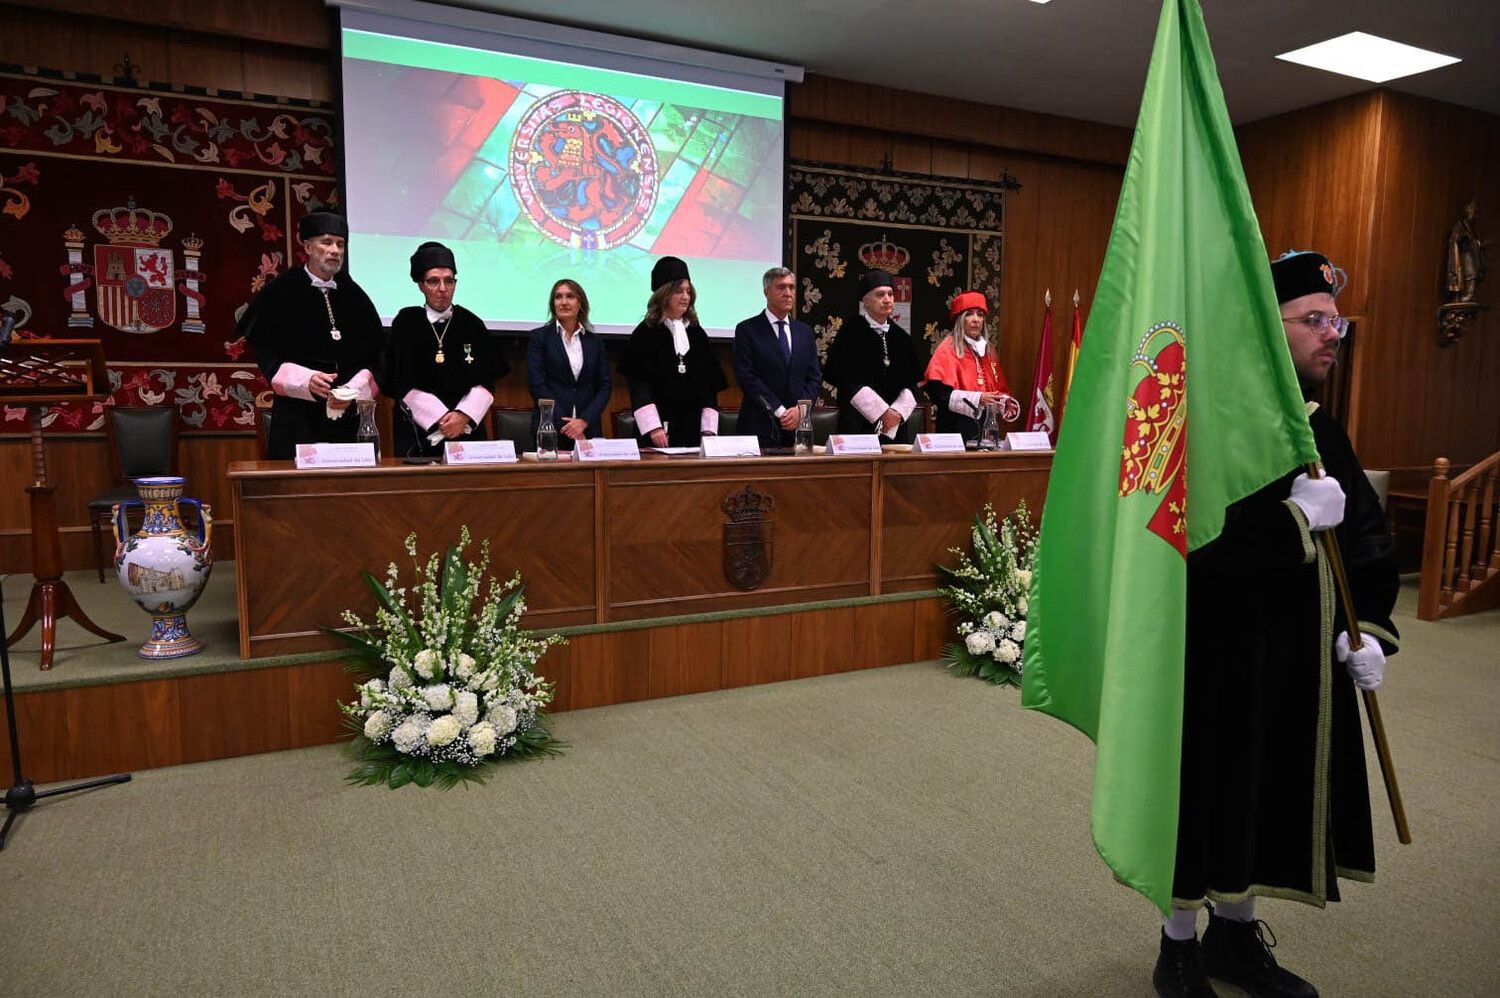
[231,462,598,657]
[604,459,874,619]
[229,451,1053,659]
[880,451,1053,592]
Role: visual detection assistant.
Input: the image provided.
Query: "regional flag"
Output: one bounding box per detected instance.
[1020,0,1319,914]
[1027,294,1057,443]
[1064,292,1083,403]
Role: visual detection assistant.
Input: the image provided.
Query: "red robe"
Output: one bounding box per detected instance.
[922,338,1010,435]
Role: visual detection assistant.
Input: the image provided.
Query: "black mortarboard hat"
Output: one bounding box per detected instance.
[1271,251,1342,304]
[650,256,690,292]
[858,270,894,297]
[409,241,457,282]
[298,210,348,241]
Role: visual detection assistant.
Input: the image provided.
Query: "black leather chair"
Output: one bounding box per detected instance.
[254,399,274,459]
[811,407,838,445]
[612,410,638,439]
[89,407,179,582]
[491,407,534,453]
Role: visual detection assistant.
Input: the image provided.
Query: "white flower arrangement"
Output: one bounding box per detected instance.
[938,502,1037,686]
[333,527,564,788]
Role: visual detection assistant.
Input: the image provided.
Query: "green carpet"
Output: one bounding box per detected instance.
[1,583,1496,996]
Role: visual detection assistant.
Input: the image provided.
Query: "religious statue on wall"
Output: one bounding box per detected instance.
[1439,197,1486,346]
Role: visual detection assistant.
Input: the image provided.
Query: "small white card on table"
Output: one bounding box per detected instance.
[294,442,376,469]
[444,440,517,465]
[701,435,762,458]
[572,438,642,462]
[1004,431,1054,451]
[912,432,966,453]
[827,434,883,455]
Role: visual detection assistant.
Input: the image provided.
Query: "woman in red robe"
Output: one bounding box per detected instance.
[921,291,1018,441]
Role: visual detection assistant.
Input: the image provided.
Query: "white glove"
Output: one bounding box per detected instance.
[1336,631,1386,690]
[1289,473,1345,532]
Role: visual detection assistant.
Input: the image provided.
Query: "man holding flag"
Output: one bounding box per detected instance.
[1019,2,1400,997]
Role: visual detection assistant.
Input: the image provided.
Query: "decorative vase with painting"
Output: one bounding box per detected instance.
[112,476,213,659]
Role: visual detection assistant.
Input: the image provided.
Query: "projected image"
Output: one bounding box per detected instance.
[342,28,785,334]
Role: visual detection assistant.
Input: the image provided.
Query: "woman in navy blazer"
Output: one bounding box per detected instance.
[526,279,611,450]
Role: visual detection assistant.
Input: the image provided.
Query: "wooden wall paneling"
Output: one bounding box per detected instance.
[646,620,724,699]
[721,613,793,689]
[8,0,333,50]
[285,660,357,747]
[912,596,950,661]
[790,606,859,678]
[566,630,650,710]
[852,600,916,670]
[0,679,182,784]
[534,641,572,712]
[176,666,293,763]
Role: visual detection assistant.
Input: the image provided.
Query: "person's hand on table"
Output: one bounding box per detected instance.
[649,428,669,448]
[437,411,469,439]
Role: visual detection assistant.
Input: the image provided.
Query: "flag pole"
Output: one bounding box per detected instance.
[1307,462,1413,844]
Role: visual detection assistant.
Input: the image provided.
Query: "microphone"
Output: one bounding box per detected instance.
[756,393,786,445]
[398,401,438,463]
[0,306,20,347]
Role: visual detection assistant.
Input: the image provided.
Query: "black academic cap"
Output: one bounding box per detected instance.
[409,241,457,282]
[298,210,348,241]
[650,256,690,292]
[858,270,894,297]
[1271,251,1341,303]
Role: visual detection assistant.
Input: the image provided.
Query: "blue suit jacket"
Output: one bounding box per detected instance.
[732,312,822,445]
[525,322,611,440]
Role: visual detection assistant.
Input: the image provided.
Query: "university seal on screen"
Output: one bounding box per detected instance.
[509,90,658,251]
[721,485,775,591]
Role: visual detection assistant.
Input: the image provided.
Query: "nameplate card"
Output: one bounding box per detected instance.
[572,438,641,462]
[827,434,883,455]
[1004,431,1054,451]
[912,432,966,453]
[444,440,517,465]
[294,442,376,469]
[701,435,762,458]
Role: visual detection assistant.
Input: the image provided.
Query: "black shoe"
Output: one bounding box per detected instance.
[1153,929,1218,997]
[1200,912,1317,997]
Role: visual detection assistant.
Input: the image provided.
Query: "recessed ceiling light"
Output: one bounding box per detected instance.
[1027,1,1052,4]
[1276,31,1460,84]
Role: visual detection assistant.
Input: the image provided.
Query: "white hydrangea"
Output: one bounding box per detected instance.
[487,704,519,736]
[422,684,454,712]
[454,652,477,680]
[983,610,1009,630]
[391,719,424,754]
[965,630,997,655]
[1016,569,1032,589]
[388,666,413,691]
[452,690,480,727]
[479,672,501,692]
[427,715,462,747]
[363,709,394,740]
[1017,597,1029,616]
[467,721,498,756]
[1009,620,1027,643]
[413,648,440,680]
[994,638,1021,665]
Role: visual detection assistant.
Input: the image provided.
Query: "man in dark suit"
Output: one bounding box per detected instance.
[732,267,823,447]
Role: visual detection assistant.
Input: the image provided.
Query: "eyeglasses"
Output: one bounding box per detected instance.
[1281,312,1349,339]
[422,276,457,288]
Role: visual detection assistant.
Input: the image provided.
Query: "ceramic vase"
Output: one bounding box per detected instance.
[112,475,213,659]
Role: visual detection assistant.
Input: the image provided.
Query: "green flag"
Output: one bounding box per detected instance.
[1020,0,1320,914]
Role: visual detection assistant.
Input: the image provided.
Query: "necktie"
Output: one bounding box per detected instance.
[776,320,791,363]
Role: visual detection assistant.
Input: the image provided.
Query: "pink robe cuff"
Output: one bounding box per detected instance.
[271,363,318,402]
[700,408,719,435]
[346,369,378,400]
[892,389,917,422]
[633,404,662,435]
[404,389,447,431]
[455,386,494,428]
[850,386,889,424]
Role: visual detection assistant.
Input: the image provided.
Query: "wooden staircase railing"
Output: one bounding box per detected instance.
[1418,451,1500,620]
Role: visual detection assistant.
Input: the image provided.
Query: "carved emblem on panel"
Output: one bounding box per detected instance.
[721,485,775,591]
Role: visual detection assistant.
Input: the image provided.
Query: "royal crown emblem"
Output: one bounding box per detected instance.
[721,485,775,590]
[857,234,911,274]
[60,199,208,335]
[1119,321,1187,555]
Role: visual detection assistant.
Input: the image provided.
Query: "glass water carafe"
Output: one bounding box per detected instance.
[794,399,814,454]
[355,398,380,459]
[978,400,1002,451]
[536,398,558,460]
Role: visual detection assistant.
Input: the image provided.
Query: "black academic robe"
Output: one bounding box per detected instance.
[386,304,507,458]
[620,318,726,447]
[824,311,920,439]
[1173,403,1400,907]
[241,267,383,460]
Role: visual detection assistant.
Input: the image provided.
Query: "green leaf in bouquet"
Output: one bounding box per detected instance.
[413,758,437,787]
[388,760,415,789]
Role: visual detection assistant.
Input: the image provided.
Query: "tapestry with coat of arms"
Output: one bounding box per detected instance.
[0,68,339,433]
[786,161,1007,399]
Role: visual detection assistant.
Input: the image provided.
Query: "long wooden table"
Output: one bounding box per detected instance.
[229,450,1052,659]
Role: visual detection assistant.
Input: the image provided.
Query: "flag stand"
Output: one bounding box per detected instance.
[1307,462,1413,844]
